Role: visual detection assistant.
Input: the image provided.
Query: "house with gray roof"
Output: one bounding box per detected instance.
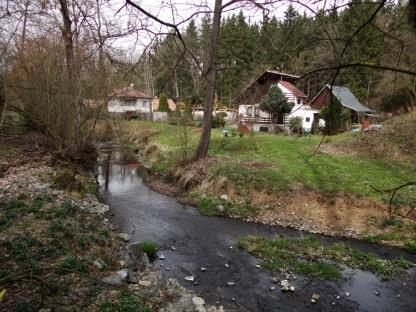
[309,84,374,126]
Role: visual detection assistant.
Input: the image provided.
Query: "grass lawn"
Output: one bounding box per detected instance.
[124,120,415,199]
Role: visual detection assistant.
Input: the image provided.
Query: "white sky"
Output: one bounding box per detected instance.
[108,0,332,57]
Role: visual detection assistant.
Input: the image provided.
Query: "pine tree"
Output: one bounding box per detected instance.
[259,85,294,124]
[158,93,169,112]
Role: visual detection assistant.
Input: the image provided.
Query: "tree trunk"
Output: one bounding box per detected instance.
[58,0,74,79]
[195,0,222,160]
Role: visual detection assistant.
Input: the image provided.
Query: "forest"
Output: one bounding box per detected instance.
[146,2,416,112]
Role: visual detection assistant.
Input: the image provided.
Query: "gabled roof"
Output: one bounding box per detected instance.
[232,69,301,105]
[113,85,151,99]
[279,80,307,98]
[311,84,374,113]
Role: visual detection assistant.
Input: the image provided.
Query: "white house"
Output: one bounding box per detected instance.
[108,85,153,114]
[237,74,318,131]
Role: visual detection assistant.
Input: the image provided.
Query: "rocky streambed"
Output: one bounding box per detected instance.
[0,148,221,311]
[97,144,416,312]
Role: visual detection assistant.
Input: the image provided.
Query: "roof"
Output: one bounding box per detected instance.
[232,69,300,104]
[113,85,151,99]
[328,85,374,113]
[279,80,307,98]
[152,97,176,111]
[310,84,374,113]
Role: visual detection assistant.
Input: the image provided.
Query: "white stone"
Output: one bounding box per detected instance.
[220,194,228,201]
[184,276,195,282]
[138,280,152,287]
[192,297,206,306]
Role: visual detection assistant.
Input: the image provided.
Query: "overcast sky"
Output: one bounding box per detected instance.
[107,0,333,57]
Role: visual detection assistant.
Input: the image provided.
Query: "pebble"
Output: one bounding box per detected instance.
[158,254,166,260]
[184,276,195,282]
[201,267,207,272]
[280,279,291,292]
[220,194,228,201]
[138,280,152,287]
[311,293,320,303]
[117,233,131,242]
[224,264,229,268]
[374,290,380,296]
[192,297,205,306]
[171,246,176,251]
[216,205,225,213]
[269,286,276,291]
[255,264,261,269]
[345,292,351,297]
[227,281,235,286]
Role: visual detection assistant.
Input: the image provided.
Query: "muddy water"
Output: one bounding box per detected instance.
[97,145,416,312]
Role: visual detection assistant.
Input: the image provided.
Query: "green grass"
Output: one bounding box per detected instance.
[99,291,151,312]
[239,235,414,280]
[127,120,415,200]
[139,240,159,259]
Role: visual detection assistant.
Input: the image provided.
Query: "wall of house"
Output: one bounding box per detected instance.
[108,98,152,113]
[310,87,331,109]
[288,104,319,131]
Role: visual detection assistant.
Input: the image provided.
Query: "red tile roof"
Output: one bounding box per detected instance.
[279,81,307,98]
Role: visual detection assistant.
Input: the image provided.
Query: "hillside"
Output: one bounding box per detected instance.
[323,111,416,162]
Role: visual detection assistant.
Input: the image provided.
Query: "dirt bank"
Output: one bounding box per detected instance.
[142,161,416,251]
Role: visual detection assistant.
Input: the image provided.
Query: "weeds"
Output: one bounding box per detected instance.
[99,291,151,312]
[139,240,159,259]
[239,235,414,280]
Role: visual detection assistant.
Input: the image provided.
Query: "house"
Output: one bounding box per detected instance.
[108,85,153,115]
[235,69,317,132]
[152,97,176,111]
[309,85,375,126]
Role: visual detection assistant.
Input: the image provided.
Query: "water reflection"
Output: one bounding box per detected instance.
[97,147,142,193]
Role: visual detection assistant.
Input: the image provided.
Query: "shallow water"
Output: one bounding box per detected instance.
[97,145,416,312]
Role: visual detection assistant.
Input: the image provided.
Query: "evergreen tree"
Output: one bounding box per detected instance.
[158,93,169,112]
[259,85,294,123]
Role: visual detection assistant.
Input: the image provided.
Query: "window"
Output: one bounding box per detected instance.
[121,99,136,106]
[297,98,302,105]
[254,107,260,117]
[306,117,310,122]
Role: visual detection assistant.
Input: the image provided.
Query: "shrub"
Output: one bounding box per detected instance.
[139,240,159,259]
[289,116,303,135]
[158,93,169,112]
[212,112,226,128]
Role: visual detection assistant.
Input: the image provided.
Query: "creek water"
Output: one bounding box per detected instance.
[97,145,415,312]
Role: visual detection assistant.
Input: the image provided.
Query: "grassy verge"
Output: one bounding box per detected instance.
[125,120,415,199]
[239,235,414,280]
[0,194,149,311]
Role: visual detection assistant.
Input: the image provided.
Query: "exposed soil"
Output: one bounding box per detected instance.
[148,163,416,249]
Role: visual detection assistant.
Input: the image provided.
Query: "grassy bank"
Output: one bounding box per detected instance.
[113,120,416,249]
[239,235,414,280]
[124,120,414,199]
[0,193,150,311]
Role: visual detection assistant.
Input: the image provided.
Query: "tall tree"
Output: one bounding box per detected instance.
[195,0,222,160]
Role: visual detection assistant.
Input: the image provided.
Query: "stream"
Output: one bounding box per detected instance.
[97,144,415,312]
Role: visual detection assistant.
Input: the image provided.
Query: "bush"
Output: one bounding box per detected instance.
[289,117,303,135]
[212,112,226,128]
[381,89,412,113]
[158,93,169,112]
[139,240,159,259]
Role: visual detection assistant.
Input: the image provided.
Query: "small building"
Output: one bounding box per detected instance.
[108,85,153,115]
[152,97,176,112]
[235,69,316,131]
[309,85,375,126]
